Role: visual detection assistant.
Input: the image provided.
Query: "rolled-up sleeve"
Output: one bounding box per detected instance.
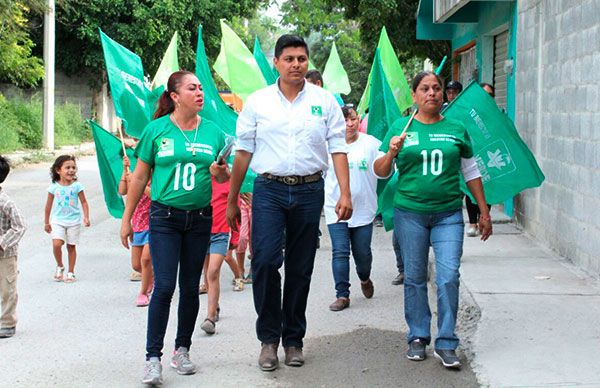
[0,201,26,252]
[236,96,257,153]
[325,95,347,154]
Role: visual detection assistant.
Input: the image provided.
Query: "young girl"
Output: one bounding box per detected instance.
[44,155,90,283]
[118,155,154,307]
[199,176,244,335]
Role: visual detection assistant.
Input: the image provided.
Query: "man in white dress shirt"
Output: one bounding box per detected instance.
[226,35,352,371]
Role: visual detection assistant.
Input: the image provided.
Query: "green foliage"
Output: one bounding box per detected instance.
[334,0,450,64]
[280,0,371,104]
[0,1,46,87]
[0,94,89,152]
[29,0,269,89]
[55,103,90,147]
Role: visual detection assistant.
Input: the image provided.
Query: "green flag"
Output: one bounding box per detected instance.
[366,49,404,231]
[444,82,545,204]
[99,29,154,138]
[195,24,238,136]
[213,20,267,102]
[358,27,412,115]
[253,37,278,85]
[322,42,351,95]
[435,55,447,75]
[366,49,402,142]
[89,120,137,219]
[194,24,255,190]
[151,32,179,90]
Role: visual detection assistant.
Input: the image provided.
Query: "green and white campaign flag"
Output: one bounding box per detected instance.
[151,32,179,91]
[322,42,351,95]
[366,49,402,142]
[253,37,278,85]
[213,20,267,102]
[367,49,404,231]
[444,82,545,204]
[99,29,155,138]
[195,24,238,136]
[358,26,412,115]
[89,120,137,219]
[195,24,255,189]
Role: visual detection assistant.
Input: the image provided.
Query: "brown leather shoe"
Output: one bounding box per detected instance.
[284,346,304,366]
[329,297,350,311]
[258,342,279,371]
[361,279,374,299]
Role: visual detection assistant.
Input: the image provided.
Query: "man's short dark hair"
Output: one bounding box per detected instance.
[0,155,10,184]
[274,34,309,58]
[305,70,323,85]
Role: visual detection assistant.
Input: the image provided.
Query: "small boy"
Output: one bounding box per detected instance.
[0,155,26,338]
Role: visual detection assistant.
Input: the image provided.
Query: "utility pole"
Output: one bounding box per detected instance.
[43,0,55,150]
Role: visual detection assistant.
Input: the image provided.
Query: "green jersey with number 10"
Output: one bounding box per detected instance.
[135,115,226,210]
[380,116,473,214]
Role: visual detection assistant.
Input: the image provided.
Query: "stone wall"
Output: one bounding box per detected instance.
[515,0,600,275]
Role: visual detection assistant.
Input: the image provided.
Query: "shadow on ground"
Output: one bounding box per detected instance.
[269,328,478,388]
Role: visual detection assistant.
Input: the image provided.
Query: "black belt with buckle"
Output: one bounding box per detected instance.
[261,171,322,186]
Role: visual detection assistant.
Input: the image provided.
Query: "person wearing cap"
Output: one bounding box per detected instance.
[226,34,352,372]
[445,80,463,102]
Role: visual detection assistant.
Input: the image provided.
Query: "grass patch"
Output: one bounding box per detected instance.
[0,93,90,153]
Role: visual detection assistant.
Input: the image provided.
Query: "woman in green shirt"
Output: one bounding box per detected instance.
[120,71,227,385]
[374,71,492,369]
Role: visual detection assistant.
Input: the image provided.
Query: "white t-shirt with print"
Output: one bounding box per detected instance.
[324,133,381,227]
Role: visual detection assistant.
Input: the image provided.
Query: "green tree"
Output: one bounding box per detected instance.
[280,0,370,104]
[29,0,269,88]
[0,0,45,87]
[334,0,450,64]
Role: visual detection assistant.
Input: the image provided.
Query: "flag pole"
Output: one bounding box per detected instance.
[116,126,128,170]
[401,108,418,137]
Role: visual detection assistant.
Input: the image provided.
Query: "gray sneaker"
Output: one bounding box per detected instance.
[200,318,216,335]
[434,348,461,368]
[0,327,15,338]
[170,347,197,375]
[406,339,426,361]
[142,358,163,385]
[391,272,404,285]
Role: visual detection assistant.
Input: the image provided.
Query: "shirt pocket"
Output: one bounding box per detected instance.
[301,117,327,145]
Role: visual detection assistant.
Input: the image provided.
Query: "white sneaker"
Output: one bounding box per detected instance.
[142,358,163,385]
[170,347,197,375]
[466,226,478,237]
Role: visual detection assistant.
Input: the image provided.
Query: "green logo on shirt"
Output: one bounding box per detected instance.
[157,137,174,157]
[311,106,323,116]
[404,132,419,147]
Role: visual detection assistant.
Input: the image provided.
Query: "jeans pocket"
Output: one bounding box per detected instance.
[304,179,324,192]
[150,207,171,220]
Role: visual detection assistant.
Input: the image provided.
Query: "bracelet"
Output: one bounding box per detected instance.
[479,215,492,222]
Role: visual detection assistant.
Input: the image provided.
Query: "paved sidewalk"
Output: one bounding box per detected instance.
[460,216,600,387]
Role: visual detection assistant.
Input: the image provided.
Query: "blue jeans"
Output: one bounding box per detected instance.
[393,207,464,350]
[146,201,212,359]
[392,231,404,273]
[327,222,373,298]
[251,176,324,348]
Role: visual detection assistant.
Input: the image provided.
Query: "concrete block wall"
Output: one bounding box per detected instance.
[515,0,600,275]
[0,71,96,118]
[0,71,120,133]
